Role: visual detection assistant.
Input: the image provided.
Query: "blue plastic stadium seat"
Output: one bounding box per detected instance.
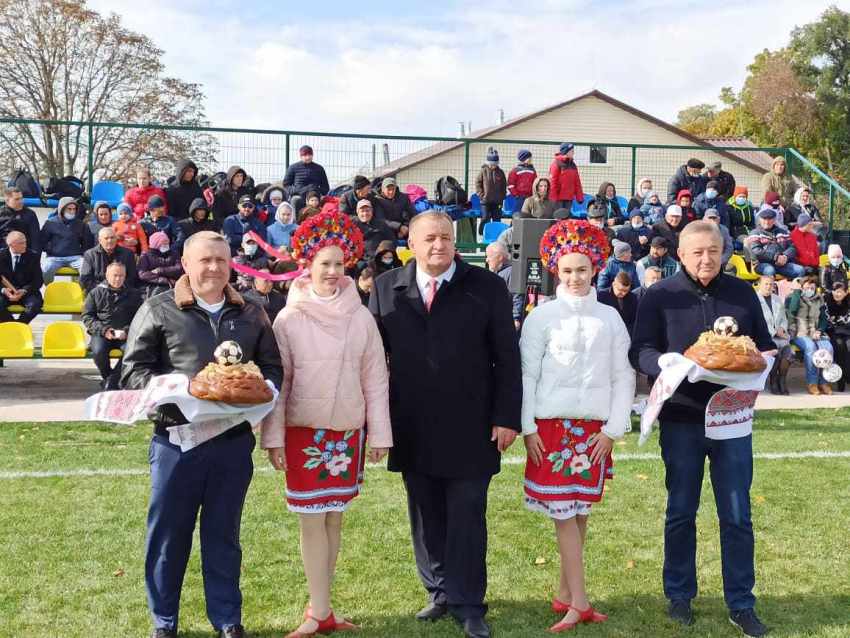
[482,221,509,245]
[502,195,520,216]
[469,194,482,217]
[571,199,588,218]
[90,180,124,207]
[615,195,629,212]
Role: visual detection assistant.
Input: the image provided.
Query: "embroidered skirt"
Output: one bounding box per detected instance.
[524,418,613,520]
[284,426,365,514]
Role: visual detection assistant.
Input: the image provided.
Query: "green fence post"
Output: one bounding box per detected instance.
[829,182,835,238]
[630,145,637,195]
[463,140,470,190]
[87,124,94,193]
[285,133,290,169]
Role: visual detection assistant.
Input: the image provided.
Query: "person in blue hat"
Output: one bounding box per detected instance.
[507,149,537,213]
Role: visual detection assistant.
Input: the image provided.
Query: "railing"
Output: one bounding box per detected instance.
[1,117,848,234]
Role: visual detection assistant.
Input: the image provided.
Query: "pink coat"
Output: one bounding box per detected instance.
[260,275,392,450]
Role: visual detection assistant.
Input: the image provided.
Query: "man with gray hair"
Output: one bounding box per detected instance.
[122,231,282,638]
[485,240,523,328]
[80,226,138,293]
[0,230,43,323]
[630,220,775,637]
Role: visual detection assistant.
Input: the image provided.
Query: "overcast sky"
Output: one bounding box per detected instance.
[88,0,850,137]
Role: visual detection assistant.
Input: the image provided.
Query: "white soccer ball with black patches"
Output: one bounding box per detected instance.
[214,340,243,366]
[812,348,834,369]
[713,316,739,337]
[823,363,843,383]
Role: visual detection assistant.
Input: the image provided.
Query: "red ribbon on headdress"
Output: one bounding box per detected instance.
[230,231,304,281]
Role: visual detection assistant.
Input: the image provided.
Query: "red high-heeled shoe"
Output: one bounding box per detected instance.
[551,598,570,614]
[548,606,608,633]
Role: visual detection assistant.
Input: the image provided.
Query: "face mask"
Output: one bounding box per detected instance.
[830,257,843,267]
[705,189,718,199]
[382,256,395,265]
[735,196,747,206]
[640,187,650,196]
[244,245,258,256]
[632,220,643,229]
[63,211,76,221]
[158,246,170,254]
[803,289,816,299]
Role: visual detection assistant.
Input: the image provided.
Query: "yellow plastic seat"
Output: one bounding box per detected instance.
[728,254,759,281]
[0,322,34,358]
[42,321,87,358]
[396,247,414,265]
[42,281,85,313]
[819,254,830,268]
[55,266,79,276]
[109,349,123,358]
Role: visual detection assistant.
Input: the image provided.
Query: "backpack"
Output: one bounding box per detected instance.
[8,168,40,198]
[434,176,468,206]
[45,175,84,199]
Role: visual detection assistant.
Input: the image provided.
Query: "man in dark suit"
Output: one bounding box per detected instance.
[369,211,522,638]
[0,230,43,324]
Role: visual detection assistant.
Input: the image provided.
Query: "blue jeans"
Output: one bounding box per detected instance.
[42,255,83,284]
[754,261,805,279]
[146,428,254,632]
[659,422,756,611]
[792,336,833,384]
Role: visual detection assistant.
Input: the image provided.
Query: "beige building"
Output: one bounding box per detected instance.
[378,90,776,204]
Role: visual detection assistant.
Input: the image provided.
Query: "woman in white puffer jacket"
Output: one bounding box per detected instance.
[520,219,635,633]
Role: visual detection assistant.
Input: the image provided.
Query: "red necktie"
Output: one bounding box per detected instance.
[426,278,438,312]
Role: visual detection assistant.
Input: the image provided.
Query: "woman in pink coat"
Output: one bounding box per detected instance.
[124,167,167,220]
[261,211,392,638]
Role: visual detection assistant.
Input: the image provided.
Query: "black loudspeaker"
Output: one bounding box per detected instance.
[508,217,557,295]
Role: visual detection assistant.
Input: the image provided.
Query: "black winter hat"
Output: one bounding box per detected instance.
[352,175,371,190]
[686,158,705,169]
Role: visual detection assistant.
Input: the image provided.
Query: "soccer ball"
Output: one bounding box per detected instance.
[214,340,243,366]
[713,316,739,336]
[823,363,843,384]
[812,348,834,369]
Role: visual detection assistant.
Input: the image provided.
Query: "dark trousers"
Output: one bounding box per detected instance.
[402,471,491,620]
[478,202,502,234]
[659,421,756,611]
[146,429,254,632]
[0,291,42,324]
[90,335,124,389]
[831,333,850,389]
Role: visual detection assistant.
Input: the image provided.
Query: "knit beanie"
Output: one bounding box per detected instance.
[686,158,705,169]
[733,186,749,198]
[486,148,499,163]
[613,240,631,259]
[149,231,170,250]
[559,142,574,155]
[352,175,371,190]
[147,195,165,209]
[796,213,812,227]
[517,149,532,162]
[116,202,133,217]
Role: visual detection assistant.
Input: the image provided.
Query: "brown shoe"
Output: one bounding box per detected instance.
[807,384,821,395]
[820,384,833,395]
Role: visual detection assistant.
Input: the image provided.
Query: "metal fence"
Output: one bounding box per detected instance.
[2,117,849,233]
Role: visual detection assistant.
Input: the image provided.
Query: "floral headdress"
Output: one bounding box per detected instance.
[539,219,611,274]
[291,211,365,268]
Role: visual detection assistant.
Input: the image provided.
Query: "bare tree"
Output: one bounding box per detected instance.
[0,0,217,186]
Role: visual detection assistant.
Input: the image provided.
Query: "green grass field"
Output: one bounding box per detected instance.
[2,410,849,638]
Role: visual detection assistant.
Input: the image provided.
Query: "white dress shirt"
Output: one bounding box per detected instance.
[415,260,456,301]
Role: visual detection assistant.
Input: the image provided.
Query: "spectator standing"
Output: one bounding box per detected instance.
[0,231,43,324]
[787,277,833,395]
[212,165,255,220]
[760,156,795,209]
[222,195,267,256]
[165,159,203,221]
[636,236,679,284]
[82,261,142,390]
[520,177,557,219]
[549,143,584,211]
[755,275,793,395]
[597,241,639,291]
[137,232,183,299]
[820,244,849,291]
[705,161,736,201]
[80,227,138,293]
[826,281,850,392]
[666,158,707,204]
[475,148,508,234]
[282,145,330,212]
[0,187,40,252]
[374,177,415,238]
[507,149,537,211]
[125,168,167,220]
[747,209,804,279]
[113,202,148,256]
[40,198,94,283]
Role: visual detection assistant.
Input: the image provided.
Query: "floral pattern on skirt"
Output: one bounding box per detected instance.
[284,426,365,514]
[524,418,613,519]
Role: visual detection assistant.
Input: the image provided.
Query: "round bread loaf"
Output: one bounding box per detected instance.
[189,363,273,404]
[683,343,766,372]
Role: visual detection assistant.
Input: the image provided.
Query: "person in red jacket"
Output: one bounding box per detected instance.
[124,167,167,220]
[790,213,820,273]
[507,149,537,213]
[548,142,584,212]
[675,189,698,225]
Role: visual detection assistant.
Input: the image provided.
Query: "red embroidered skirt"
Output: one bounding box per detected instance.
[284,426,365,514]
[524,419,613,512]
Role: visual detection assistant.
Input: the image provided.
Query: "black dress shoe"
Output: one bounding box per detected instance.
[462,616,491,638]
[151,630,177,638]
[219,624,246,638]
[416,602,448,621]
[729,609,769,637]
[668,600,695,626]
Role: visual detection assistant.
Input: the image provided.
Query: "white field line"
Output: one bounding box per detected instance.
[2,450,850,480]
